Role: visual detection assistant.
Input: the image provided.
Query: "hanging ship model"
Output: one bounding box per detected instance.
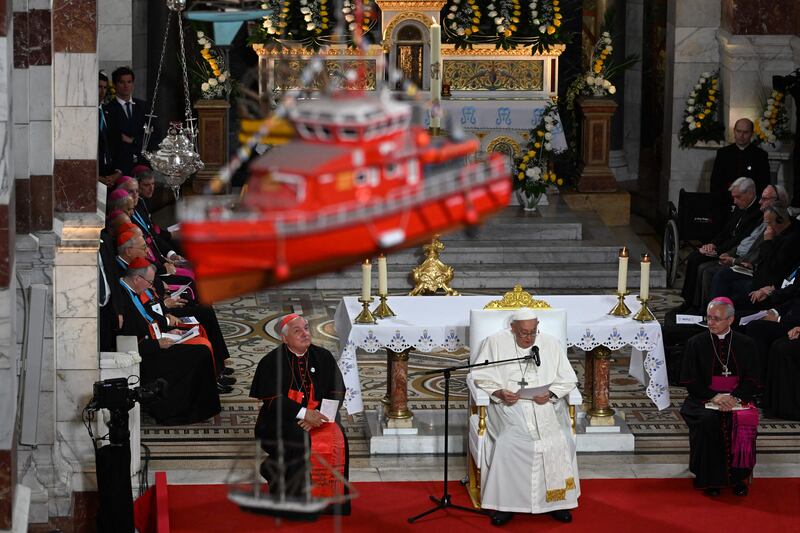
[178,88,511,303]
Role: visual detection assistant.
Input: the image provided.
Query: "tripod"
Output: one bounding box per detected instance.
[407,353,536,523]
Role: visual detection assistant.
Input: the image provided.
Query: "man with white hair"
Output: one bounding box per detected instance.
[679,177,762,311]
[249,314,350,514]
[471,308,579,526]
[680,297,759,497]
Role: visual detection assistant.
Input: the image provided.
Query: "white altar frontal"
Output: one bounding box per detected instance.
[334,294,668,454]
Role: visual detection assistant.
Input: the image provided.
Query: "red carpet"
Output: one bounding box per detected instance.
[151,478,800,532]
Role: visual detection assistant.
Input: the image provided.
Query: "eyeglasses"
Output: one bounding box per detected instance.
[706,315,731,322]
[138,275,154,287]
[515,329,539,338]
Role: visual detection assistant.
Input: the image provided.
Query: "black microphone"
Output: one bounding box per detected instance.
[529,346,541,367]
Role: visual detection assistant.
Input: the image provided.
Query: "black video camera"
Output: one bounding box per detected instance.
[90,377,165,412]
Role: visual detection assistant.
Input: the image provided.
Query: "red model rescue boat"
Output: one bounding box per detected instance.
[179,91,511,302]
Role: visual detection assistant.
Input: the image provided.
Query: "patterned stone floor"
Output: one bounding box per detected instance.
[140,287,800,470]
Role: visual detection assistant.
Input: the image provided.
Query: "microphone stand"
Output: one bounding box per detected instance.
[407,352,539,524]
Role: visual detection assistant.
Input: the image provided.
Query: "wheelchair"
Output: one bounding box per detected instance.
[661,189,727,288]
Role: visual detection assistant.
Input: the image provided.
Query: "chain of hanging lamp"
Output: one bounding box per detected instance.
[142,0,205,199]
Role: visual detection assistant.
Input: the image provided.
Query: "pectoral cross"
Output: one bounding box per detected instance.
[722,366,731,377]
[518,378,528,387]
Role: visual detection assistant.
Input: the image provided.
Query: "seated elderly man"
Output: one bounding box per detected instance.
[680,297,759,497]
[765,325,800,421]
[471,308,579,526]
[678,178,761,312]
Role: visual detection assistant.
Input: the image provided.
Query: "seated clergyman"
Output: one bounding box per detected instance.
[471,308,579,527]
[680,297,760,497]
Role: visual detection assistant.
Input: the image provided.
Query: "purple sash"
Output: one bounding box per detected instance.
[710,376,758,469]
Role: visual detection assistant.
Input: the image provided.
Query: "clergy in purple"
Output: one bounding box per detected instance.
[680,297,760,497]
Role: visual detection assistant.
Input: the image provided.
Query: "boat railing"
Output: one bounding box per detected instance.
[179,155,507,232]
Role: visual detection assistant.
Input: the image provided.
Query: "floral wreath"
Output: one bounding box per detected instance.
[678,71,724,148]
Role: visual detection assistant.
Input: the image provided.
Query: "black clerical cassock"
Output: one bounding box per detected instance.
[250,343,350,514]
[680,330,760,490]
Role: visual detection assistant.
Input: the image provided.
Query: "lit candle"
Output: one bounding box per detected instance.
[378,254,388,296]
[362,259,372,301]
[617,247,629,294]
[430,18,442,129]
[640,254,651,301]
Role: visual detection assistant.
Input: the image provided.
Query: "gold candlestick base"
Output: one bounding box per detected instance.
[633,297,656,322]
[608,292,632,317]
[373,293,396,319]
[354,297,377,324]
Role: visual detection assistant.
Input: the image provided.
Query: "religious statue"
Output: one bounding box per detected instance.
[409,235,459,296]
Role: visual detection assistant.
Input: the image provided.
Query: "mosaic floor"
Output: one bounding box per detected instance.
[140,288,800,466]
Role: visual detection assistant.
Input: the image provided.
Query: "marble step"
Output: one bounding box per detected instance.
[442,220,583,241]
[284,261,667,290]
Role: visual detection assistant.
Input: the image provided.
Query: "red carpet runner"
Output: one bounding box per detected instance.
[139,477,800,532]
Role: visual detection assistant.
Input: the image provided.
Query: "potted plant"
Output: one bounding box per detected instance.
[513,102,565,211]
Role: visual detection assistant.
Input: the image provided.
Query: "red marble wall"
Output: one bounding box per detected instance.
[31,175,54,231]
[0,446,15,530]
[54,160,98,213]
[0,192,14,288]
[0,0,9,37]
[722,0,799,35]
[52,0,96,53]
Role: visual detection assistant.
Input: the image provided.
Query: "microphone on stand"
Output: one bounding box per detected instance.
[527,346,541,366]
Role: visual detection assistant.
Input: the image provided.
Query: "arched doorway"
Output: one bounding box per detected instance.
[392,23,427,90]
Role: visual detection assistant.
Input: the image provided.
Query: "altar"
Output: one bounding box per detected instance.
[334,293,669,417]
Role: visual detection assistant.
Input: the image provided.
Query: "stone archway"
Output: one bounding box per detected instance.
[383,13,433,90]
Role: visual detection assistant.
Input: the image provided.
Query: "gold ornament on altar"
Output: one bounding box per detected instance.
[483,284,551,310]
[409,236,459,296]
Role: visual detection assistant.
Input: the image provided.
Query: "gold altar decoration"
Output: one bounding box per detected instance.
[633,298,656,322]
[253,44,385,57]
[376,0,447,10]
[273,59,377,91]
[409,235,459,296]
[381,11,435,51]
[355,297,377,324]
[443,60,544,91]
[441,43,566,57]
[608,292,632,317]
[486,135,522,159]
[483,284,551,310]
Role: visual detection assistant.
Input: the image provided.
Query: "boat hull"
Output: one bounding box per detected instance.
[181,178,510,303]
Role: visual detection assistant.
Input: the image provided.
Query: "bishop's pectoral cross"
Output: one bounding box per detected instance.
[518,377,528,387]
[721,366,732,377]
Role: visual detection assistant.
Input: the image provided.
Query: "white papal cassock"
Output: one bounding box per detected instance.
[471,329,580,513]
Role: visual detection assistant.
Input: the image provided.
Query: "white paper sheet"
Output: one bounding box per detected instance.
[676,314,704,325]
[517,383,551,400]
[739,310,768,326]
[320,399,339,422]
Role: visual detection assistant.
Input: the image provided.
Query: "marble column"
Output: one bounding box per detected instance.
[583,349,595,412]
[660,0,722,208]
[587,346,615,425]
[385,348,413,428]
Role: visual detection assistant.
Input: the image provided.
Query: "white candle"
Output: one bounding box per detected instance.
[617,247,629,294]
[378,254,388,295]
[640,254,651,301]
[430,18,442,129]
[361,259,372,301]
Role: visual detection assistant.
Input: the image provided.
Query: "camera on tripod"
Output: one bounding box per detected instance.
[88,377,166,446]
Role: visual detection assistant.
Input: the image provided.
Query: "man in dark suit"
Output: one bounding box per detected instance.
[98,72,120,186]
[709,118,771,200]
[104,66,149,176]
[679,177,762,311]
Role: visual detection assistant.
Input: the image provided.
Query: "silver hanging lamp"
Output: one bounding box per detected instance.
[142,0,204,199]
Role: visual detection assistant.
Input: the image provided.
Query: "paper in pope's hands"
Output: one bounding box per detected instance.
[517,384,552,400]
[320,399,339,422]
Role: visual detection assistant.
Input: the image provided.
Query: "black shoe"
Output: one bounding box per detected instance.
[550,510,573,523]
[490,511,514,526]
[218,375,237,385]
[222,367,235,376]
[733,484,748,496]
[704,488,720,497]
[217,382,234,394]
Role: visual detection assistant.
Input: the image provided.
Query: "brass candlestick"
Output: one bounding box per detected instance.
[354,297,377,324]
[608,292,632,317]
[633,297,656,322]
[373,293,396,319]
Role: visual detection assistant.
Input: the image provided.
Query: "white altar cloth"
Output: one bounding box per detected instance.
[333,295,669,415]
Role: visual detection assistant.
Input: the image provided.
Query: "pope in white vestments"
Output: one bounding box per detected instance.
[471,309,580,526]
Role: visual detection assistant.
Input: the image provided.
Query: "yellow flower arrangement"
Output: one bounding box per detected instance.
[679,71,724,147]
[514,103,566,199]
[754,89,789,147]
[196,31,232,100]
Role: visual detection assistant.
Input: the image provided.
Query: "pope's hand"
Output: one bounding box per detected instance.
[493,389,520,406]
[298,409,329,431]
[532,393,550,405]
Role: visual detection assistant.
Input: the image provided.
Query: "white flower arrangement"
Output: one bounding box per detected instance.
[196,31,233,100]
[583,31,616,96]
[260,0,287,36]
[678,71,724,148]
[754,89,789,147]
[515,103,565,197]
[446,0,481,37]
[299,0,327,34]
